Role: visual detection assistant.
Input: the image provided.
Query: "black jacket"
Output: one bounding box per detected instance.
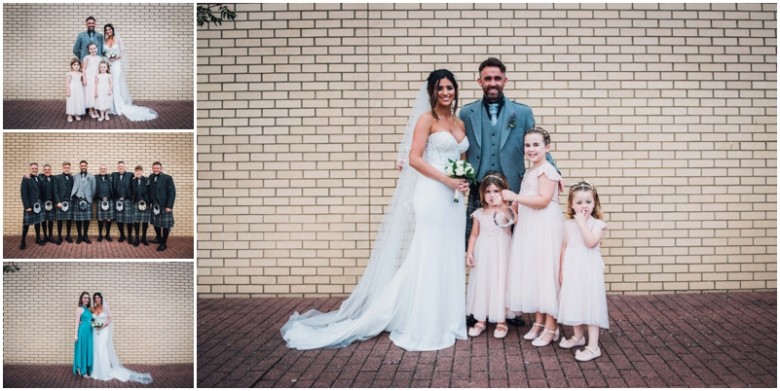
[20,175,43,209]
[148,173,175,209]
[53,173,74,204]
[111,171,133,200]
[130,175,150,204]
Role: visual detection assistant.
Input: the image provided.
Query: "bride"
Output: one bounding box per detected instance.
[102,24,158,121]
[281,69,470,351]
[90,293,153,384]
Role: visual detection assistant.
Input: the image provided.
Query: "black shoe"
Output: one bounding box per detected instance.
[506,316,525,327]
[83,236,92,244]
[76,236,83,244]
[128,238,135,246]
[19,242,26,250]
[65,236,73,243]
[37,238,45,246]
[97,235,103,242]
[134,238,140,247]
[156,243,167,252]
[149,238,160,244]
[48,236,55,243]
[142,238,149,246]
[106,235,112,242]
[118,236,125,243]
[466,314,477,328]
[56,237,63,245]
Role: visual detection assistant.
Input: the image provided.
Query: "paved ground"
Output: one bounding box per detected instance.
[3,235,194,259]
[3,100,193,129]
[3,363,193,388]
[197,291,776,388]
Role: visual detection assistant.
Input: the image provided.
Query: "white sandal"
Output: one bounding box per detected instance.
[531,328,557,347]
[468,322,486,337]
[575,346,602,362]
[559,335,586,349]
[523,322,545,340]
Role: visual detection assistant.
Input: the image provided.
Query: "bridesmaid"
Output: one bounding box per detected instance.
[73,292,93,378]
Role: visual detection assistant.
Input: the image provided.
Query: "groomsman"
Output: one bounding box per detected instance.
[53,162,75,244]
[95,164,115,242]
[70,160,96,244]
[130,165,151,247]
[148,161,176,251]
[111,161,134,244]
[20,163,46,249]
[40,164,57,243]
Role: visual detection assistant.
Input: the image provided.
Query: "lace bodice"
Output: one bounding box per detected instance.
[424,131,469,171]
[93,312,108,322]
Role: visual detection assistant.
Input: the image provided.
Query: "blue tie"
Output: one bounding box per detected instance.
[488,103,498,126]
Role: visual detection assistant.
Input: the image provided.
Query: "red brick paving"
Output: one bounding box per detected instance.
[197,292,776,388]
[3,100,193,129]
[3,363,193,388]
[3,235,194,259]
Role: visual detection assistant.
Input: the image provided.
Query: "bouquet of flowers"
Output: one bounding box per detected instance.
[445,159,477,203]
[103,49,118,62]
[91,314,103,329]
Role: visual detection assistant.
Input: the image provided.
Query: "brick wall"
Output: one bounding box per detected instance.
[3,3,193,100]
[3,262,193,364]
[196,3,777,297]
[3,132,195,236]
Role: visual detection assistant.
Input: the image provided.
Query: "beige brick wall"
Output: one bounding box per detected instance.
[3,132,195,236]
[3,262,193,364]
[3,3,193,100]
[197,3,777,297]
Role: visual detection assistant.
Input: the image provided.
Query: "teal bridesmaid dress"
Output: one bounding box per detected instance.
[73,306,93,376]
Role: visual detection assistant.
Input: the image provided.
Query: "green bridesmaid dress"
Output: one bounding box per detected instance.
[73,306,93,376]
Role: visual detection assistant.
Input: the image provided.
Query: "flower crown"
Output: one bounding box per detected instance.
[570,181,595,191]
[483,174,506,185]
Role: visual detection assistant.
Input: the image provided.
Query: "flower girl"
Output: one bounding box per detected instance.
[66,58,86,122]
[82,42,101,119]
[557,181,609,362]
[466,171,513,339]
[95,61,113,121]
[501,127,564,347]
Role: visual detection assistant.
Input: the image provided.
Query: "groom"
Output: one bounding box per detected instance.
[73,16,103,60]
[460,57,554,327]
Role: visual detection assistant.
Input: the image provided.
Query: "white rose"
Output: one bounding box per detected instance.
[445,165,454,176]
[455,166,465,176]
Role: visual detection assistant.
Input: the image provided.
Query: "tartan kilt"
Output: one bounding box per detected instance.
[44,210,56,221]
[152,210,174,228]
[72,199,93,221]
[23,210,45,225]
[55,206,73,220]
[133,204,151,223]
[96,199,115,221]
[114,200,134,224]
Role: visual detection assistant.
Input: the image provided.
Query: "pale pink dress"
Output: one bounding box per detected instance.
[557,218,609,329]
[466,208,512,323]
[506,160,564,316]
[65,71,86,116]
[96,74,112,111]
[83,54,100,108]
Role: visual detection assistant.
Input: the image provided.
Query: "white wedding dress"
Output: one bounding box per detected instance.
[91,303,153,384]
[281,96,469,350]
[104,36,158,121]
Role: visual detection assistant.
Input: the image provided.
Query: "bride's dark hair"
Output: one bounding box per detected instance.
[78,291,91,307]
[92,292,103,313]
[103,23,115,37]
[426,69,458,120]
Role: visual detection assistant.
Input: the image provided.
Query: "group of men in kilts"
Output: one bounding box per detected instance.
[20,160,177,252]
